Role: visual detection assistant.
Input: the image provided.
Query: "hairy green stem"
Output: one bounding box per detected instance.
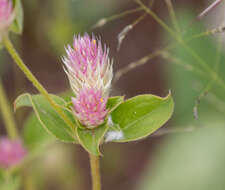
[89,154,101,190]
[2,36,75,133]
[0,80,18,139]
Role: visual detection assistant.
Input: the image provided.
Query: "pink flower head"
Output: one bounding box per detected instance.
[72,88,108,128]
[0,137,26,168]
[0,0,14,34]
[63,33,113,97]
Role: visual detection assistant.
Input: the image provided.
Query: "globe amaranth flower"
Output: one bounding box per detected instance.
[0,0,15,38]
[63,34,113,129]
[0,137,26,168]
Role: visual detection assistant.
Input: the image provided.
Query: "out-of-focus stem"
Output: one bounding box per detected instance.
[89,154,101,190]
[0,80,18,139]
[135,0,225,91]
[165,0,180,33]
[92,7,143,28]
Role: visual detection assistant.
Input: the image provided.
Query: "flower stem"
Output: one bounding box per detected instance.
[2,35,75,132]
[0,80,18,139]
[89,154,101,190]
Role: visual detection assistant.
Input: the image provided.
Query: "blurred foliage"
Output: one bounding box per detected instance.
[0,169,21,190]
[136,9,225,190]
[137,122,225,190]
[165,10,225,126]
[28,142,82,190]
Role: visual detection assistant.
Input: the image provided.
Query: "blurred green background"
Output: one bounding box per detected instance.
[1,0,225,190]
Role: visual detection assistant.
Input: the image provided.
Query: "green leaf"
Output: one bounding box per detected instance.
[10,0,24,34]
[107,96,124,114]
[77,124,109,156]
[109,93,174,142]
[23,113,54,150]
[15,93,78,143]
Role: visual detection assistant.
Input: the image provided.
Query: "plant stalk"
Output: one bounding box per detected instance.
[89,154,101,190]
[0,80,18,139]
[2,35,75,132]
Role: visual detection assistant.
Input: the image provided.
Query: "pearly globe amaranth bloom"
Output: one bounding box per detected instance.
[63,34,113,128]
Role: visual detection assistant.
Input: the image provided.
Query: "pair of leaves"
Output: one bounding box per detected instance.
[15,93,174,155]
[15,94,122,155]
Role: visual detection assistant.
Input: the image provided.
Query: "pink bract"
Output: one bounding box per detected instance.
[72,88,108,128]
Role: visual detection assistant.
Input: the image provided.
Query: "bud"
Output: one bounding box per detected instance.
[63,34,113,128]
[72,88,108,128]
[63,33,113,97]
[0,137,26,168]
[0,0,15,38]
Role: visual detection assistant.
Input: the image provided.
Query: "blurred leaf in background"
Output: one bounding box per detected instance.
[22,113,82,190]
[137,118,225,190]
[164,10,225,126]
[136,9,225,190]
[29,142,82,190]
